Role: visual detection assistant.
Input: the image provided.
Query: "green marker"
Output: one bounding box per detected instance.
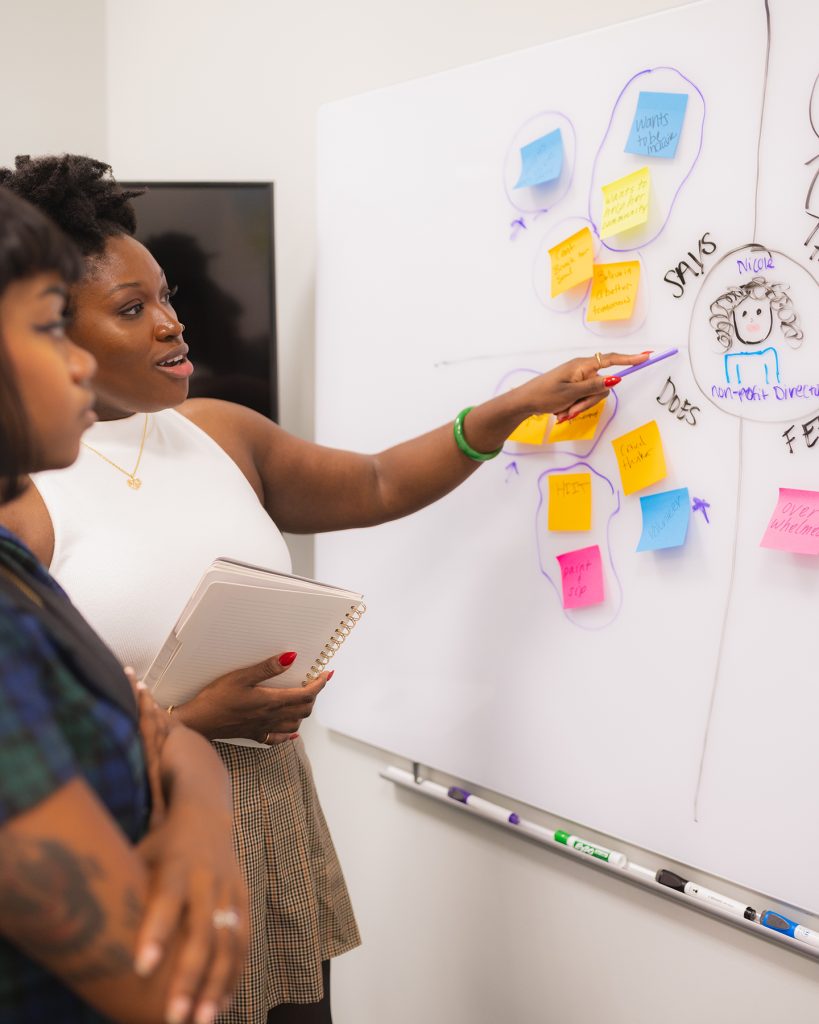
[554,830,628,868]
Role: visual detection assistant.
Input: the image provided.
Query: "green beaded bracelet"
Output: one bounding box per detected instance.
[453,407,503,462]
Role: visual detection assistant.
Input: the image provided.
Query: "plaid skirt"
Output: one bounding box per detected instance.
[214,737,360,1021]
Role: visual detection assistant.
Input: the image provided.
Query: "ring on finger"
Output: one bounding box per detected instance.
[595,351,603,369]
[212,907,241,931]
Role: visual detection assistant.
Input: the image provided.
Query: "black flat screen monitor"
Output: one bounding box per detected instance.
[123,181,278,421]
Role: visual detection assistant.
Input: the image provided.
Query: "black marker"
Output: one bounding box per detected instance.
[656,869,756,921]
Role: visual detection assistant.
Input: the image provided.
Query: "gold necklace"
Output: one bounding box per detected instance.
[82,414,150,490]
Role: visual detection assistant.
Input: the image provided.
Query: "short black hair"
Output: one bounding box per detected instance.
[0,154,144,258]
[0,185,83,503]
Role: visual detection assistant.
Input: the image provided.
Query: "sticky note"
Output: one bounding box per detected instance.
[760,487,819,555]
[514,128,563,189]
[548,473,592,532]
[637,487,690,551]
[556,544,605,609]
[599,166,650,238]
[549,227,594,297]
[611,421,667,495]
[547,400,606,443]
[586,261,640,322]
[508,414,550,446]
[625,91,689,159]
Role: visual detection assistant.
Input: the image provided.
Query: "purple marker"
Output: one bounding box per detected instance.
[613,347,679,379]
[447,786,520,826]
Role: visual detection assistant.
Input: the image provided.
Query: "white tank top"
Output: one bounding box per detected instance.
[33,409,293,675]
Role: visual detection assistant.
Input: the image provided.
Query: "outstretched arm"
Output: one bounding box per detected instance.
[183,351,645,534]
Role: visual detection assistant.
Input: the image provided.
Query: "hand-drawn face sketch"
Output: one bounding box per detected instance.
[708,276,803,387]
[805,74,819,258]
[690,245,819,423]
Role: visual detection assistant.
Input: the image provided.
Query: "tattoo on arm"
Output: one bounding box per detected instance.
[0,835,136,981]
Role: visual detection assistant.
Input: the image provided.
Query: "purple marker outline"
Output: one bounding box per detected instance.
[534,461,624,631]
[587,67,706,253]
[504,112,577,218]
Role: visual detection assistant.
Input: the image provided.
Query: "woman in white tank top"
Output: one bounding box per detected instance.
[0,154,645,1024]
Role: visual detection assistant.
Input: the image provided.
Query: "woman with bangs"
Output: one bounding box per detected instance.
[0,184,249,1024]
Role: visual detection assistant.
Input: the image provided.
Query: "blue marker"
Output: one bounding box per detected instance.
[759,910,819,949]
[447,787,520,826]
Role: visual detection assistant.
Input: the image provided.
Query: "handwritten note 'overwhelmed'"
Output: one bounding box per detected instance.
[611,420,667,495]
[548,473,592,532]
[760,487,819,555]
[600,166,650,238]
[557,544,604,609]
[508,413,551,446]
[637,487,690,551]
[514,128,564,190]
[625,91,689,159]
[549,226,594,297]
[547,399,606,443]
[586,261,640,322]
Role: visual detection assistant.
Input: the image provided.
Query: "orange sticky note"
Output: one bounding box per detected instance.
[548,473,592,532]
[548,227,594,297]
[547,400,606,443]
[508,413,550,446]
[611,420,667,495]
[600,166,650,239]
[586,261,640,322]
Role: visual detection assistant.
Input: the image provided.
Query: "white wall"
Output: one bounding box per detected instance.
[0,0,107,168]
[8,1,819,1019]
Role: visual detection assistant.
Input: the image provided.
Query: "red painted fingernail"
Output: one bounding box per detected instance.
[279,651,298,667]
[641,350,653,354]
[326,670,335,681]
[604,376,621,387]
[289,733,300,740]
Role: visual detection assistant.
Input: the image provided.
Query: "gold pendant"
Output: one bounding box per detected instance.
[127,477,142,490]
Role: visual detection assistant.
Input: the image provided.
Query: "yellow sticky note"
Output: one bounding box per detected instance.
[611,420,667,496]
[548,227,594,297]
[508,413,551,446]
[547,400,606,443]
[548,473,592,532]
[586,261,640,322]
[600,166,650,239]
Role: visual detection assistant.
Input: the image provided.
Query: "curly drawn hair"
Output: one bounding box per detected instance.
[0,186,83,503]
[708,276,803,351]
[0,154,144,259]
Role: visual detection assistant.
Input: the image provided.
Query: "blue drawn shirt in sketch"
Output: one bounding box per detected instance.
[724,347,780,386]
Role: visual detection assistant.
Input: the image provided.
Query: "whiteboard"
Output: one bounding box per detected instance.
[315,0,819,914]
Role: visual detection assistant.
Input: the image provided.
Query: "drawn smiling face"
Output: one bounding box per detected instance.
[733,295,772,345]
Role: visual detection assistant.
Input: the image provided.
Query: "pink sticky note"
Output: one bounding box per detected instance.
[556,544,605,609]
[760,487,819,555]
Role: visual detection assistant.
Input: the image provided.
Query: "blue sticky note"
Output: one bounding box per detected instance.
[625,92,688,159]
[637,487,690,551]
[514,129,563,189]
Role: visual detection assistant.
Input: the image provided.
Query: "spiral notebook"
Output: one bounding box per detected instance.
[144,557,366,747]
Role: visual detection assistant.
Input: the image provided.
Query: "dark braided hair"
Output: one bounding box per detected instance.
[0,154,144,258]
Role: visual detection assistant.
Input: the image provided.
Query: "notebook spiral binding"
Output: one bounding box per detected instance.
[307,602,367,679]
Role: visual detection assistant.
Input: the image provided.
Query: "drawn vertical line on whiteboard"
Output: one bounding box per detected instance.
[693,0,772,822]
[752,0,772,243]
[693,419,744,821]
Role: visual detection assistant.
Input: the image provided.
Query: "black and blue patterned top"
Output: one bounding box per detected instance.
[0,526,149,1022]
